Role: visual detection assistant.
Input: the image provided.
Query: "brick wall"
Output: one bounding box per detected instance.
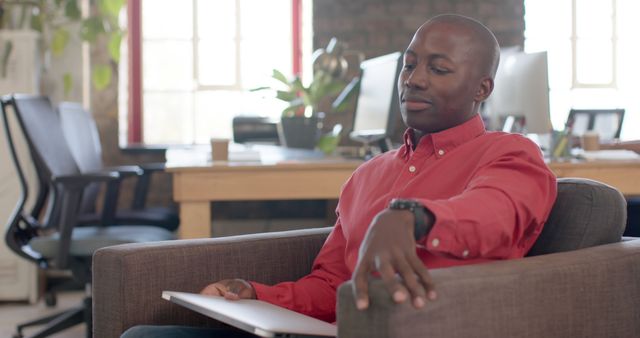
[313,0,526,135]
[313,0,525,56]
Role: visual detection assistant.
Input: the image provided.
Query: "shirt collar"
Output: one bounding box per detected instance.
[398,114,486,159]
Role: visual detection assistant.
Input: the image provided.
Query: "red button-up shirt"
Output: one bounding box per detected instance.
[251,114,557,322]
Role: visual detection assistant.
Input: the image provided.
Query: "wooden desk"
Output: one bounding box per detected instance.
[168,149,640,238]
[548,160,640,197]
[167,159,361,238]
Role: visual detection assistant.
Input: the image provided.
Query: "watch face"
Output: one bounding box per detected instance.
[390,199,419,210]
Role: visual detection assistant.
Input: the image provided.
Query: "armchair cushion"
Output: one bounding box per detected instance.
[528,178,627,256]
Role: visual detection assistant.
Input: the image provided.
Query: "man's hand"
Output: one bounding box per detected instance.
[200,279,256,300]
[352,209,436,310]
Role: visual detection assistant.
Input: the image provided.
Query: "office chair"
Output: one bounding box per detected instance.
[57,102,179,231]
[567,108,625,141]
[1,94,175,338]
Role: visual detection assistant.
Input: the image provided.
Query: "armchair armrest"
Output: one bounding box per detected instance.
[93,227,332,338]
[337,240,640,338]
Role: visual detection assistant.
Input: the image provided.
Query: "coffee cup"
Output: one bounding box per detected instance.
[210,138,229,161]
[581,131,600,151]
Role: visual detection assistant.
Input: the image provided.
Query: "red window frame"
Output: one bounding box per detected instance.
[127,0,303,144]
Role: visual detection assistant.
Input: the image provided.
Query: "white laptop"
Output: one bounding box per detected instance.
[162,291,337,338]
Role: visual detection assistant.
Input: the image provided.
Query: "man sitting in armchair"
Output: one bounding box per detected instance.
[122,13,557,338]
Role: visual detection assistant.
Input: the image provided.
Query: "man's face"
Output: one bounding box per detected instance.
[398,22,487,134]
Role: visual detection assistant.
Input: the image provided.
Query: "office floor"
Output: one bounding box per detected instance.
[0,290,85,338]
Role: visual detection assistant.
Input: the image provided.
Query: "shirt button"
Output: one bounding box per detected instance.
[462,249,469,258]
[408,165,416,173]
[431,238,440,247]
[438,149,445,156]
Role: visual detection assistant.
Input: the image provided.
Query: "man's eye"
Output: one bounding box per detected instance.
[403,64,415,71]
[430,66,450,75]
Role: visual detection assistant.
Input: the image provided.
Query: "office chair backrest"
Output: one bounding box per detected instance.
[58,102,103,214]
[9,95,88,229]
[59,102,103,172]
[11,95,81,179]
[528,178,627,256]
[1,96,47,264]
[1,102,41,230]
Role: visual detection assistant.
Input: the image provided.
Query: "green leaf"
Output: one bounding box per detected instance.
[289,76,305,93]
[51,28,70,56]
[81,17,106,42]
[64,0,81,20]
[276,90,297,102]
[63,73,73,97]
[249,86,271,92]
[317,124,343,154]
[271,69,289,85]
[99,0,126,18]
[108,31,122,62]
[92,64,112,90]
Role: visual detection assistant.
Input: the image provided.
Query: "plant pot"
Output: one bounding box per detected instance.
[279,115,323,149]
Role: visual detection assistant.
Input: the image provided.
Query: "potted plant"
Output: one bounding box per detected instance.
[0,0,124,96]
[255,38,359,151]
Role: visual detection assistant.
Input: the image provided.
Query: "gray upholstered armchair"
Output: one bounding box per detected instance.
[93,178,640,338]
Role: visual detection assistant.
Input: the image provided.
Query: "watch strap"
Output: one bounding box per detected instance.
[389,198,432,241]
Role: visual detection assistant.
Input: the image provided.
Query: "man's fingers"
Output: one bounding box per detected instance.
[352,265,370,310]
[408,255,436,301]
[199,282,225,296]
[393,255,427,308]
[377,255,409,304]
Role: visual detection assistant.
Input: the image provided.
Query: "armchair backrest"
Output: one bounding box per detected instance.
[528,177,627,256]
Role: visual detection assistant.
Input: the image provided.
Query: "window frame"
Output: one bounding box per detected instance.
[570,0,618,89]
[126,0,303,144]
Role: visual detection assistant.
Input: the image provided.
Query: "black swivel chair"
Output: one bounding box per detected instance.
[1,94,175,338]
[57,102,179,231]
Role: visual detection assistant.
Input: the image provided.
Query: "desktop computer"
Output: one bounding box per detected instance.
[348,51,403,158]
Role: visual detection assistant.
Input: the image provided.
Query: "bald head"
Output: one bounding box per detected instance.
[419,14,501,78]
[398,14,501,134]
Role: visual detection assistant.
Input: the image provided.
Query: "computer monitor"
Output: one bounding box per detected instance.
[485,50,553,134]
[349,52,402,152]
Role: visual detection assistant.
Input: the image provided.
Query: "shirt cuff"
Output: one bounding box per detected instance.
[415,198,471,259]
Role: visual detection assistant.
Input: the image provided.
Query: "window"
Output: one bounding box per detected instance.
[119,0,312,145]
[524,0,640,139]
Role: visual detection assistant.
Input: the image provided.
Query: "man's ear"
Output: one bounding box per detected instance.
[474,77,494,102]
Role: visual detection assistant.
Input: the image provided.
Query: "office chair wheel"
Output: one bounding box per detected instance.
[44,292,57,307]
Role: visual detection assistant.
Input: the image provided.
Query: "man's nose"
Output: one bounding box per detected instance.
[405,68,428,88]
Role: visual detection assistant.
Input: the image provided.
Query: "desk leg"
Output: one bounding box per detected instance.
[178,201,212,239]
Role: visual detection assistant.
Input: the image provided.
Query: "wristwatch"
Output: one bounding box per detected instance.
[388,198,432,240]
